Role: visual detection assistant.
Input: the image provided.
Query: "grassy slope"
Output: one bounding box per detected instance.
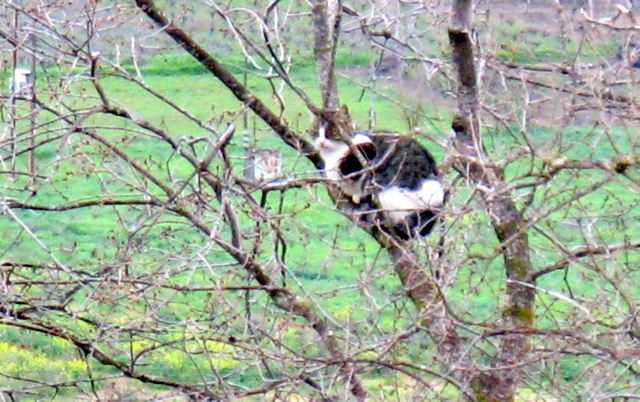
[0,67,435,396]
[1,46,639,396]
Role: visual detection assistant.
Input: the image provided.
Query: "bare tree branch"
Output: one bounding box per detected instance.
[133,0,322,168]
[531,242,640,280]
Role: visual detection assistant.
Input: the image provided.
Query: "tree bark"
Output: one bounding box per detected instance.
[312,0,341,111]
[449,0,535,400]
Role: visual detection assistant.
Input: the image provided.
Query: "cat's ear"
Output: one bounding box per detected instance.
[352,133,377,158]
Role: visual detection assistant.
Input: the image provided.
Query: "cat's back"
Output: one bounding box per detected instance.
[369,132,438,190]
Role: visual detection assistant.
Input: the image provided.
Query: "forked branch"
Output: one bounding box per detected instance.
[134,0,322,168]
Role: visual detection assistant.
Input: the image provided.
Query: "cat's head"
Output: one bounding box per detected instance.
[313,121,369,148]
[314,124,376,172]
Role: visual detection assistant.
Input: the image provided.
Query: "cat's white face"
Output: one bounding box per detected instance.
[314,135,350,174]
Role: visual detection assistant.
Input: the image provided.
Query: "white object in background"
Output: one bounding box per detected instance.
[10,68,32,94]
[245,149,282,182]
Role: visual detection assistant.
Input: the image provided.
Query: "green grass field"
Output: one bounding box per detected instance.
[2,47,639,399]
[1,65,435,397]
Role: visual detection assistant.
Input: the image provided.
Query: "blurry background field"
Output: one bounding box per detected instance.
[1,0,639,399]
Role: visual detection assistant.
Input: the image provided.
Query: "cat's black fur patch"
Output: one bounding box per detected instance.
[339,143,377,178]
[392,210,438,240]
[368,134,439,191]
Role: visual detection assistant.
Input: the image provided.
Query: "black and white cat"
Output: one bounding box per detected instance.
[314,125,444,239]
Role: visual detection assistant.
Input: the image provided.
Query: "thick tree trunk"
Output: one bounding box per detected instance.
[312,0,341,112]
[449,0,536,400]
